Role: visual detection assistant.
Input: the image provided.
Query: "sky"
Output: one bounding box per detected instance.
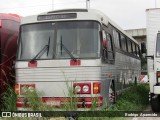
[0,0,160,29]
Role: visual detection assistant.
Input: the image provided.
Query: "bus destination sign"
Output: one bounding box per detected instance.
[37,13,77,21]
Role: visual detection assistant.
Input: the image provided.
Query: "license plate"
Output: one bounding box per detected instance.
[46,100,61,106]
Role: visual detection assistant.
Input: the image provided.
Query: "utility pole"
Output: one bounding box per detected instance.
[86,0,90,9]
[52,0,54,10]
[155,0,157,8]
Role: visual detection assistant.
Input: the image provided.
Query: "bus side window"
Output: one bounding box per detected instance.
[120,34,127,51]
[106,32,114,61]
[136,45,140,57]
[127,39,132,53]
[130,41,133,54]
[113,29,120,49]
[125,37,128,52]
[138,45,141,57]
[132,42,136,56]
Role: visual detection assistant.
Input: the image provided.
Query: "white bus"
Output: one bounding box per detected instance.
[15,9,141,110]
[146,8,160,112]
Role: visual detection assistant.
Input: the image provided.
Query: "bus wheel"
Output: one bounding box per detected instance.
[134,77,137,85]
[151,95,160,112]
[109,80,116,104]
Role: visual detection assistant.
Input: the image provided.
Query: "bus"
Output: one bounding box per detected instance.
[15,9,141,110]
[146,9,160,112]
[0,13,20,109]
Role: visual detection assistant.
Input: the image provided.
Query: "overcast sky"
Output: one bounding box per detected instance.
[0,0,160,29]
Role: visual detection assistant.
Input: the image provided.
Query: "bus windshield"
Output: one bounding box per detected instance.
[17,21,100,60]
[156,33,160,57]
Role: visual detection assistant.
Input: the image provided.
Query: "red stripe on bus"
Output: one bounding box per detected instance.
[70,59,81,66]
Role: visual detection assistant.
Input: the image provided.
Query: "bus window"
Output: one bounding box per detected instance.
[127,39,132,53]
[125,37,128,52]
[120,34,127,51]
[18,21,100,60]
[113,29,120,49]
[106,32,114,61]
[156,33,160,57]
[132,42,136,56]
[135,45,138,57]
[137,45,140,57]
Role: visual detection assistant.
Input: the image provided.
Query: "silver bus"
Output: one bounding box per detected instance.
[15,9,141,110]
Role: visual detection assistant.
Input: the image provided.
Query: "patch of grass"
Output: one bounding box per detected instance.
[107,84,149,111]
[22,88,54,111]
[1,86,17,111]
[79,84,150,120]
[1,83,149,120]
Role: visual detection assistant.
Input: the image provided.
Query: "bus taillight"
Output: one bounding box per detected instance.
[93,82,101,94]
[73,83,91,94]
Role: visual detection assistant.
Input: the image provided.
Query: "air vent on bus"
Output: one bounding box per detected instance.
[48,9,88,14]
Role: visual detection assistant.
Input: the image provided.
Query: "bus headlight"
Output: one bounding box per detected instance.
[21,86,28,94]
[75,85,81,93]
[20,84,35,95]
[82,85,89,92]
[73,83,91,94]
[28,86,35,92]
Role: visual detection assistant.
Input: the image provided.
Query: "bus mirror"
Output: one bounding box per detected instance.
[141,42,146,54]
[145,55,154,59]
[103,38,107,49]
[0,20,2,28]
[102,30,107,49]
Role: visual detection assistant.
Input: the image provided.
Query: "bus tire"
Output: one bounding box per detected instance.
[151,95,160,112]
[109,80,116,104]
[134,77,137,85]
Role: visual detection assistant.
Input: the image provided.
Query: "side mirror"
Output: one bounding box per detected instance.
[103,38,107,49]
[141,42,146,54]
[145,55,154,59]
[102,30,107,49]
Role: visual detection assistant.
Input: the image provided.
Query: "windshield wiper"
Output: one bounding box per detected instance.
[47,37,50,56]
[30,37,50,61]
[60,36,77,61]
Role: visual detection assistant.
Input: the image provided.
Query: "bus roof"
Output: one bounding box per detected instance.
[21,8,137,44]
[0,13,20,22]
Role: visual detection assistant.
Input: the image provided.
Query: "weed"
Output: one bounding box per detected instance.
[107,84,149,111]
[1,86,17,111]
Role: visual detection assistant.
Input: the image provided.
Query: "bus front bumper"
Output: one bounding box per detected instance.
[16,96,103,110]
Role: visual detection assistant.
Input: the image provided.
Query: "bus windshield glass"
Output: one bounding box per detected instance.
[156,33,160,57]
[18,21,100,60]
